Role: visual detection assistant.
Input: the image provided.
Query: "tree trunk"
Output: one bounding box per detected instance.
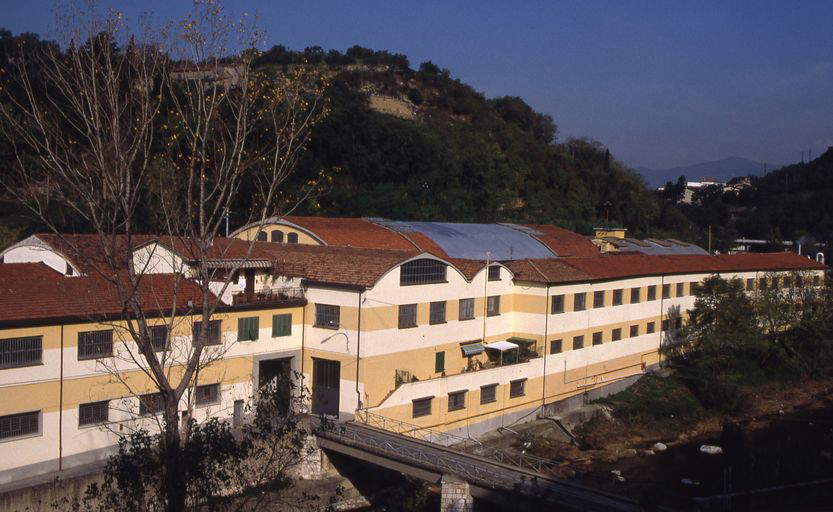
[163,399,185,512]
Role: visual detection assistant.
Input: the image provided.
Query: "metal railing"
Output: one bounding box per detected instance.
[231,286,304,305]
[355,410,561,475]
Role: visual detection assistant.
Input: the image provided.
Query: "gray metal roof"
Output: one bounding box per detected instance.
[375,221,556,260]
[617,238,708,255]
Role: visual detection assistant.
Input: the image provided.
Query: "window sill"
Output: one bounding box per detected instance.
[314,324,339,330]
[398,324,418,330]
[480,400,496,405]
[77,354,113,361]
[429,321,447,326]
[486,313,500,317]
[0,431,42,444]
[458,317,475,321]
[448,406,465,412]
[400,281,448,287]
[0,361,44,370]
[78,420,109,430]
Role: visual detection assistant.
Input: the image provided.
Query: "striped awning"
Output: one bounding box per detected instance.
[461,342,484,356]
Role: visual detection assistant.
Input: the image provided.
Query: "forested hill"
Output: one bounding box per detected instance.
[239,45,658,235]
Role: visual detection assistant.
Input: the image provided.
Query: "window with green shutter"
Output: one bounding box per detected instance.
[272,314,292,337]
[434,351,445,373]
[237,317,259,341]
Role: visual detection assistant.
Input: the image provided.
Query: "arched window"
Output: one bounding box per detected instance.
[287,232,299,244]
[400,258,447,285]
[256,231,267,241]
[271,230,284,243]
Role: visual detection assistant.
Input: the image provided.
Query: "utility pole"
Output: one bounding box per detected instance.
[224,208,230,237]
[708,225,712,254]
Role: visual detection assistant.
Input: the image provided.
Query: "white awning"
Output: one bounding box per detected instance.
[484,340,519,352]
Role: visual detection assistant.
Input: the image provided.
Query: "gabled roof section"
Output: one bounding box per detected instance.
[518,224,600,258]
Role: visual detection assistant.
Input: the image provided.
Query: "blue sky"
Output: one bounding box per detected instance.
[4,0,832,169]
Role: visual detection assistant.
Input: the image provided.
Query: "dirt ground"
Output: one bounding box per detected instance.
[474,376,833,510]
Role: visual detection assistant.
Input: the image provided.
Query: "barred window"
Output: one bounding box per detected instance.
[458,298,475,320]
[150,325,168,352]
[429,301,446,325]
[79,401,109,426]
[195,383,220,406]
[612,328,622,341]
[647,321,656,334]
[78,330,113,360]
[0,336,42,369]
[572,335,584,350]
[271,230,284,243]
[648,285,657,301]
[509,379,526,398]
[412,397,432,418]
[613,289,623,306]
[592,331,603,345]
[676,283,684,296]
[287,233,299,244]
[193,320,222,345]
[551,294,565,314]
[272,314,292,337]
[573,292,586,311]
[0,411,39,440]
[139,392,165,416]
[593,291,604,309]
[488,265,501,281]
[486,295,501,316]
[448,391,466,411]
[630,324,639,337]
[662,284,671,299]
[480,384,497,404]
[398,304,417,329]
[314,304,340,329]
[400,259,447,286]
[237,316,259,341]
[630,287,641,304]
[550,339,562,354]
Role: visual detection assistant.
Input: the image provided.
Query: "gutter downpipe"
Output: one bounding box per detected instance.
[659,274,665,368]
[300,301,306,407]
[541,284,550,412]
[58,323,64,471]
[355,288,363,418]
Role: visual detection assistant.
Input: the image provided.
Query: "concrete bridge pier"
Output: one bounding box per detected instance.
[440,474,473,512]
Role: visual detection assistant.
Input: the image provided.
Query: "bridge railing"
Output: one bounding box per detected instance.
[356,410,560,475]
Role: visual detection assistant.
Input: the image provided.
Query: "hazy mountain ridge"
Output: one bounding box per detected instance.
[637,156,779,188]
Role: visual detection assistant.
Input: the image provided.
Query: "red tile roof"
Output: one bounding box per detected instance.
[0,263,209,326]
[513,252,827,284]
[281,216,419,251]
[522,224,600,258]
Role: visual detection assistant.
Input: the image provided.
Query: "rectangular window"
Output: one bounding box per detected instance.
[139,392,165,416]
[480,384,497,404]
[647,285,657,301]
[448,391,466,411]
[429,301,446,325]
[783,276,792,288]
[662,319,670,331]
[630,324,639,337]
[79,401,109,426]
[195,383,220,406]
[314,304,340,329]
[398,304,417,329]
[593,290,605,308]
[630,287,641,304]
[675,317,683,330]
[486,295,501,316]
[770,276,780,288]
[612,328,622,341]
[551,294,565,314]
[814,275,821,286]
[150,325,168,352]
[0,336,42,369]
[746,278,755,291]
[400,259,447,285]
[193,320,222,345]
[272,313,292,337]
[550,339,563,354]
[412,397,432,418]
[458,298,475,321]
[592,331,603,345]
[612,289,623,306]
[509,379,526,398]
[662,284,671,299]
[434,351,445,373]
[760,278,768,290]
[237,316,259,342]
[572,335,584,350]
[691,282,700,295]
[488,265,501,281]
[676,282,684,297]
[647,321,656,334]
[78,330,114,360]
[0,411,39,440]
[573,292,586,311]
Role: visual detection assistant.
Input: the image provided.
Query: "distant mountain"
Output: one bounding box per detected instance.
[636,157,777,188]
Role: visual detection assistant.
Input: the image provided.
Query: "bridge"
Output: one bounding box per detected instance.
[313,412,650,511]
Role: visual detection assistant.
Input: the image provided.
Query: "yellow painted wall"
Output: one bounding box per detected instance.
[234,223,322,245]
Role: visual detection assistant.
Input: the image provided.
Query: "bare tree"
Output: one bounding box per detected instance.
[0,2,327,510]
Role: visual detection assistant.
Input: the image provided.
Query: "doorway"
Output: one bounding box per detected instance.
[311,358,341,417]
[258,357,293,414]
